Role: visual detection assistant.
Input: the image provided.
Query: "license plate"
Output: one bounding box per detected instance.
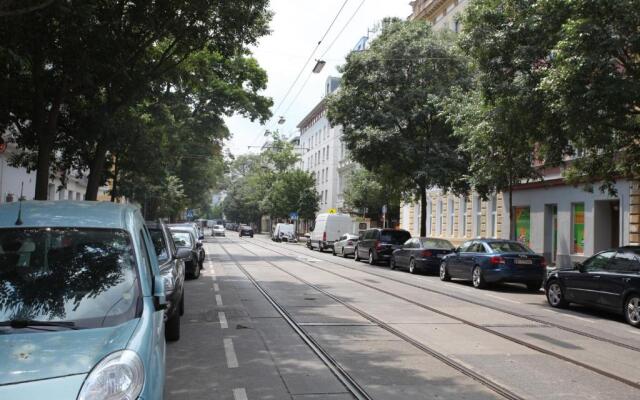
[514,259,533,265]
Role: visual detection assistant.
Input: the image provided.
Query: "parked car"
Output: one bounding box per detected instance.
[147,221,189,341]
[440,239,546,290]
[169,223,205,269]
[169,227,201,279]
[212,224,226,237]
[0,201,166,400]
[391,237,456,274]
[310,213,353,251]
[354,228,411,265]
[333,233,360,258]
[545,246,640,328]
[239,225,254,237]
[272,223,296,242]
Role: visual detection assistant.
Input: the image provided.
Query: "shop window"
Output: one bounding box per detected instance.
[514,206,531,247]
[572,203,585,254]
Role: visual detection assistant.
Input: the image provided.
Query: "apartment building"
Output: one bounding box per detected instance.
[297,76,353,213]
[400,0,638,266]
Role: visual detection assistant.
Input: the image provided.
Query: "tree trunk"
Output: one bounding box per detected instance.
[85,142,108,201]
[508,184,514,240]
[110,155,118,202]
[419,185,427,237]
[34,135,53,200]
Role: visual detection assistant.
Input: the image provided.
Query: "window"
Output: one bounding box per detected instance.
[489,196,497,238]
[572,203,585,254]
[474,196,482,237]
[426,200,432,235]
[448,198,454,236]
[611,252,640,273]
[470,243,487,253]
[436,200,443,235]
[149,228,169,263]
[513,206,530,247]
[139,230,154,287]
[488,241,531,253]
[421,238,454,250]
[459,241,474,252]
[582,251,615,272]
[459,197,467,237]
[68,190,73,200]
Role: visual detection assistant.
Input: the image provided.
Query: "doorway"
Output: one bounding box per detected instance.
[544,205,558,265]
[594,200,620,252]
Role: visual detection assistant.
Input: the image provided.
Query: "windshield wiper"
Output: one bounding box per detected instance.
[0,319,78,330]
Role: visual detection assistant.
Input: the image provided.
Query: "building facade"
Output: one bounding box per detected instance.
[400,0,639,266]
[297,76,351,213]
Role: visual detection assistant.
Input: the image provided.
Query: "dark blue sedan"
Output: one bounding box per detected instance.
[391,237,455,274]
[440,239,547,291]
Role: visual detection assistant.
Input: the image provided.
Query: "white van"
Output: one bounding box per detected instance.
[272,223,296,242]
[310,213,354,251]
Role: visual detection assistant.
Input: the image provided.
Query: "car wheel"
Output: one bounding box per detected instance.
[390,257,396,270]
[439,262,450,281]
[165,312,181,341]
[526,281,542,292]
[354,247,360,261]
[409,259,418,274]
[368,251,375,266]
[624,294,640,328]
[332,247,337,256]
[472,266,486,289]
[546,281,567,308]
[342,248,348,258]
[193,260,201,279]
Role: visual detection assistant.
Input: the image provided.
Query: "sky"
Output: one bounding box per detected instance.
[224,0,411,156]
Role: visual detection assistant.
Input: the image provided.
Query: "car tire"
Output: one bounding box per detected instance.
[624,294,640,328]
[368,251,375,266]
[472,266,486,289]
[342,248,348,258]
[526,281,543,292]
[439,262,451,281]
[193,260,201,279]
[546,280,568,308]
[390,257,396,270]
[409,259,418,274]
[332,247,337,256]
[354,247,360,262]
[165,312,181,341]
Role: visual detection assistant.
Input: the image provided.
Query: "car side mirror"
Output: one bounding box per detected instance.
[153,275,167,311]
[574,262,585,272]
[199,235,205,241]
[176,247,192,260]
[196,242,203,248]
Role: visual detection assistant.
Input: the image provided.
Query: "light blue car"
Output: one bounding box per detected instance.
[0,201,166,399]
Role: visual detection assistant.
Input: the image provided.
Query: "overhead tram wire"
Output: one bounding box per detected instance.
[281,0,367,117]
[248,0,352,148]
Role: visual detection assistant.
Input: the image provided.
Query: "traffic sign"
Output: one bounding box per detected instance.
[186,209,194,219]
[328,208,337,214]
[381,205,387,215]
[289,212,299,221]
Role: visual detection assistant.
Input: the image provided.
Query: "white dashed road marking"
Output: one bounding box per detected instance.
[214,283,220,292]
[215,294,223,306]
[219,312,228,329]
[224,338,239,368]
[233,388,248,400]
[483,293,522,304]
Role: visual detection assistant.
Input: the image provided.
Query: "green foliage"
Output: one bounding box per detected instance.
[328,19,470,234]
[263,170,319,219]
[342,168,400,221]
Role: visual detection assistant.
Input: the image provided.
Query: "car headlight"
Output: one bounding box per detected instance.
[77,350,144,400]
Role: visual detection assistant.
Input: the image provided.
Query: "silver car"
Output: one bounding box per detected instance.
[332,234,360,257]
[212,225,226,237]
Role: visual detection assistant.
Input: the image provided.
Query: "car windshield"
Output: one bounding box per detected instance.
[149,228,169,263]
[421,238,454,249]
[214,225,224,229]
[488,241,532,253]
[171,231,192,247]
[380,231,411,244]
[0,228,139,330]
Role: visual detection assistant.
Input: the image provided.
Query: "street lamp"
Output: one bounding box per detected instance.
[312,60,326,73]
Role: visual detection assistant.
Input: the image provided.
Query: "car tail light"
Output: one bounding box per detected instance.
[540,257,547,267]
[421,250,432,257]
[347,241,353,245]
[323,232,327,242]
[490,256,505,265]
[375,240,382,251]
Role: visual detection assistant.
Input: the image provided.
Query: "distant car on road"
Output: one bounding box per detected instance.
[391,237,455,274]
[212,224,226,237]
[147,221,190,341]
[440,239,546,291]
[0,201,166,400]
[333,233,359,257]
[310,213,353,251]
[355,228,411,265]
[272,223,296,242]
[545,246,640,328]
[239,225,254,238]
[169,227,201,279]
[169,223,205,269]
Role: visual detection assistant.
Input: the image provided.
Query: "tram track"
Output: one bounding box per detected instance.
[217,239,526,400]
[231,236,640,391]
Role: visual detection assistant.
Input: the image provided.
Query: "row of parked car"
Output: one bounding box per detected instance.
[0,201,208,399]
[310,224,640,329]
[223,223,255,237]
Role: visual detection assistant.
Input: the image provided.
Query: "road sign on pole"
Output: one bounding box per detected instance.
[289,212,299,221]
[328,208,337,214]
[186,209,194,219]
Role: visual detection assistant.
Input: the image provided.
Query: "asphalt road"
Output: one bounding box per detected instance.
[165,233,640,400]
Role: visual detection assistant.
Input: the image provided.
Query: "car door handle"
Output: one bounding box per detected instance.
[592,275,601,279]
[623,278,631,283]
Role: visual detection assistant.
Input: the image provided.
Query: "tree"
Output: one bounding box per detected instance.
[263,170,319,220]
[328,19,470,236]
[342,168,400,224]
